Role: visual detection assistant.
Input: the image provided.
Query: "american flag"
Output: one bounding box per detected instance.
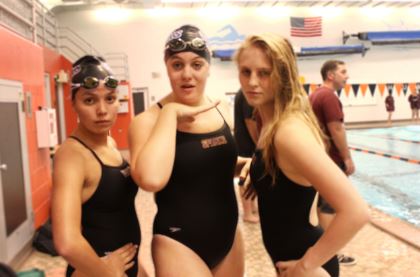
[290,16,322,37]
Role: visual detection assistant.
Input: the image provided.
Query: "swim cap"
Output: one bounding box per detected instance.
[164,25,211,62]
[71,55,115,99]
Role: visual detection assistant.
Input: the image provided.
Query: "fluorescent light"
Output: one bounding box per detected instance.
[145,8,181,17]
[361,7,393,18]
[310,7,343,18]
[256,7,291,19]
[94,7,133,23]
[162,0,277,2]
[196,7,240,20]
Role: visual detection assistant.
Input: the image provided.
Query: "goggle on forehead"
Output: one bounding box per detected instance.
[72,76,119,91]
[166,37,207,52]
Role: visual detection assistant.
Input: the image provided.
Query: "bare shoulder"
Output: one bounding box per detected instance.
[128,105,162,152]
[53,139,86,169]
[52,140,88,191]
[274,116,320,151]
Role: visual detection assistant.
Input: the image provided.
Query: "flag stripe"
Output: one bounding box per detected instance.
[292,29,322,32]
[290,16,322,37]
[292,31,322,33]
[291,32,322,35]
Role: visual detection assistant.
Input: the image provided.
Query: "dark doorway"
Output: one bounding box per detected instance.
[132,87,149,115]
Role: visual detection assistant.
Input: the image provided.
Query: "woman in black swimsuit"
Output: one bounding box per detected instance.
[129,25,247,276]
[51,55,146,277]
[235,34,369,277]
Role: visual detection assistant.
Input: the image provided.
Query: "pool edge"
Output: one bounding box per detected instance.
[369,206,420,250]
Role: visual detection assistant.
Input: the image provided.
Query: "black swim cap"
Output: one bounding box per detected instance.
[164,25,211,62]
[71,55,114,100]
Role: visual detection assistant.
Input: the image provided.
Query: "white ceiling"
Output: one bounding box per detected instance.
[39,0,420,12]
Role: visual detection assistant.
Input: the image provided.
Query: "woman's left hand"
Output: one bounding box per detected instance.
[238,158,251,183]
[276,260,330,277]
[239,158,257,200]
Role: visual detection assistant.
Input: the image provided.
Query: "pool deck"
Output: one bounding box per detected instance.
[370,207,420,250]
[16,190,420,277]
[337,214,420,277]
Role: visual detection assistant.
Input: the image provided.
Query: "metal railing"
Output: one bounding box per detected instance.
[104,52,130,81]
[0,0,34,41]
[0,0,130,80]
[57,26,101,61]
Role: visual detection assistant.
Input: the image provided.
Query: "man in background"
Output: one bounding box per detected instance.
[309,60,357,266]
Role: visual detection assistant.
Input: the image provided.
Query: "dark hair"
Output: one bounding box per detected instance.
[320,60,345,81]
[71,55,114,100]
[164,24,211,62]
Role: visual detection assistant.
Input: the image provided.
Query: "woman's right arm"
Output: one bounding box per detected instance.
[128,106,178,192]
[129,102,221,192]
[52,146,133,277]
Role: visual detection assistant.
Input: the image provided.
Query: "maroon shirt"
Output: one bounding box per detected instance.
[385,95,395,112]
[408,94,419,109]
[309,86,344,165]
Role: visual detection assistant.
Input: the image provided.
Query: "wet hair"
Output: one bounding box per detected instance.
[71,55,114,100]
[320,60,345,81]
[164,24,211,62]
[235,34,326,184]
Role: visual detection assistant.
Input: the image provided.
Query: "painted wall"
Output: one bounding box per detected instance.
[55,6,420,123]
[111,80,135,149]
[0,26,50,228]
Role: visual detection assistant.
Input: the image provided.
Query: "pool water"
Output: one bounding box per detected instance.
[347,126,420,227]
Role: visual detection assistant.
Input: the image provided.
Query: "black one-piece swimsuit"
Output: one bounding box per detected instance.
[250,150,339,277]
[66,136,140,277]
[153,103,239,269]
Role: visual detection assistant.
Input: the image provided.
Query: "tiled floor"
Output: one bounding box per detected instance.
[17,188,420,277]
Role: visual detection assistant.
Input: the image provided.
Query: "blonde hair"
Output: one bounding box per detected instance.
[235,34,326,182]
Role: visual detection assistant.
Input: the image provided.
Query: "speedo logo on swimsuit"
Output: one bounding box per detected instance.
[120,166,130,177]
[169,227,181,233]
[201,135,227,149]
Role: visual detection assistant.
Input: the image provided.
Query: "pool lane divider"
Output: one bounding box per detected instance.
[349,146,420,165]
[388,137,420,144]
[349,133,420,144]
[372,135,420,144]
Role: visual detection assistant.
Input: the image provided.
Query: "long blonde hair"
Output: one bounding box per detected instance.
[235,34,326,182]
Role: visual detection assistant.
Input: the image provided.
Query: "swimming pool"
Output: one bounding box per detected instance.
[347,125,420,227]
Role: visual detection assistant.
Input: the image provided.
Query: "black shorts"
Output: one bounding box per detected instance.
[317,161,346,214]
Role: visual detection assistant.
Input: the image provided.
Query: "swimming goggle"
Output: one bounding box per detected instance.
[72,76,119,90]
[166,37,207,52]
